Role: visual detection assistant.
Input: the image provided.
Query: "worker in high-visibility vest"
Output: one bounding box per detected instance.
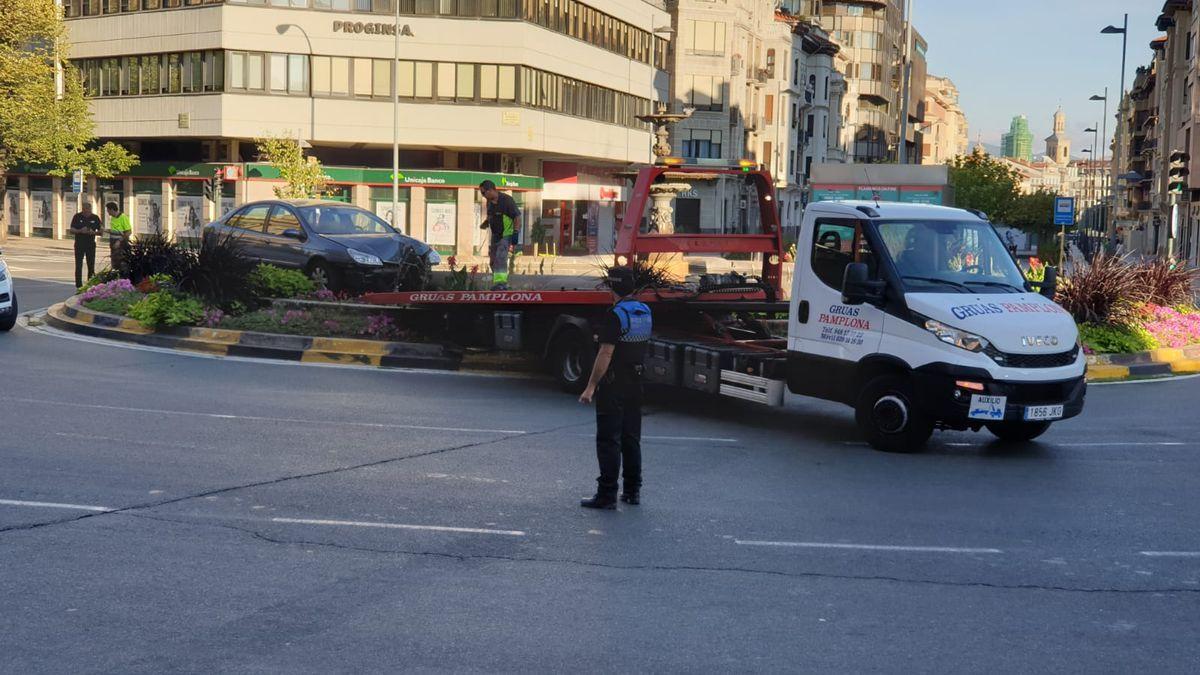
[105,202,133,272]
[478,180,520,290]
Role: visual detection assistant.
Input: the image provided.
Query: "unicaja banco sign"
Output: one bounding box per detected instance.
[333,21,414,36]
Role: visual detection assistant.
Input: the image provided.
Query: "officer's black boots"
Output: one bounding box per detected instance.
[619,491,640,505]
[580,494,617,510]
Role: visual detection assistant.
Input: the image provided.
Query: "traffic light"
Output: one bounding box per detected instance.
[204,168,224,203]
[1168,151,1190,195]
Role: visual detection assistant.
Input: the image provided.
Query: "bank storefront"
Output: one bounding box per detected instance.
[2,163,542,258]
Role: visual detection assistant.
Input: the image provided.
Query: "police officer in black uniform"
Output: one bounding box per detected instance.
[578,268,652,509]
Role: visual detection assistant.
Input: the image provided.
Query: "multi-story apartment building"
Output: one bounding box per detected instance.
[3,0,671,257]
[809,0,919,164]
[667,1,845,233]
[1114,63,1157,252]
[921,74,968,165]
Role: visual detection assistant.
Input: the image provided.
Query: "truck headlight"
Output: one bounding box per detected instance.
[425,249,441,266]
[923,318,989,353]
[347,248,383,266]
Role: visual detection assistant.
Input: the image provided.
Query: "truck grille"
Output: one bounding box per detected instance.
[986,344,1079,368]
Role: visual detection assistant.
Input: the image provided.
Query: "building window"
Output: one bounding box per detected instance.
[687,75,725,111]
[353,58,372,97]
[682,20,726,55]
[372,59,391,97]
[682,130,722,159]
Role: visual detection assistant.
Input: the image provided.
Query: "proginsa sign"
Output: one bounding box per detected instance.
[332,21,415,36]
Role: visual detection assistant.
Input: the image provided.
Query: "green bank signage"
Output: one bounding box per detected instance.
[245,165,543,190]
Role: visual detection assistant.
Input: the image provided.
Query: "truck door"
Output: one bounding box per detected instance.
[789,217,886,396]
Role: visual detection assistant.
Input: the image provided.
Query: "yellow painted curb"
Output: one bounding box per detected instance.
[1151,348,1184,363]
[1086,364,1130,381]
[309,337,391,356]
[186,327,244,345]
[301,351,382,366]
[1170,359,1200,373]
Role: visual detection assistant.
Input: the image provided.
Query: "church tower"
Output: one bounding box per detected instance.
[1045,108,1071,165]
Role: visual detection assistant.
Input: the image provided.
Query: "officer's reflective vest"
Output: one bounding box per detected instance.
[613,299,652,343]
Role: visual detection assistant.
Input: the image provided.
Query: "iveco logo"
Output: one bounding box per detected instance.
[1021,335,1060,348]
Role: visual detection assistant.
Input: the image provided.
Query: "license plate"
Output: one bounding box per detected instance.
[968,395,1007,421]
[1024,404,1064,421]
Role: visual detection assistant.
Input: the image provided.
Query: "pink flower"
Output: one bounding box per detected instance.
[81,279,136,302]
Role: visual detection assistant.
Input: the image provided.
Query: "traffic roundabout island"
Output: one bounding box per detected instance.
[1085,346,1200,382]
[42,295,463,371]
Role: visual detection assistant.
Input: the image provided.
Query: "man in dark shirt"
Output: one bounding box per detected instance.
[478,180,521,290]
[69,201,102,288]
[578,268,652,509]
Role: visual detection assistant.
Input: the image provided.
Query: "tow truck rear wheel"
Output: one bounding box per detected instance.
[855,374,933,453]
[985,421,1051,443]
[550,328,595,394]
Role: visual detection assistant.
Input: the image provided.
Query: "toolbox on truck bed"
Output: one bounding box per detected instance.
[643,340,684,386]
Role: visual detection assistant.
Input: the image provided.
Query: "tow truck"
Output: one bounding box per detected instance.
[364,161,1086,452]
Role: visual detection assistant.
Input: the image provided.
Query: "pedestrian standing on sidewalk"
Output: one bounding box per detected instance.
[69,201,102,288]
[578,268,652,510]
[105,202,132,272]
[478,180,520,290]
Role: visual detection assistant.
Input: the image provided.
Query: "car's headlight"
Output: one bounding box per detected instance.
[347,248,383,266]
[425,249,441,266]
[923,317,989,353]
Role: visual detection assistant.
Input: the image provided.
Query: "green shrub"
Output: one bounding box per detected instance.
[80,268,120,291]
[249,264,316,298]
[127,291,205,329]
[1077,322,1158,354]
[83,292,143,316]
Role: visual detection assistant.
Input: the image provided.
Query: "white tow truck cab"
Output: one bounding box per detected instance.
[786,200,1085,451]
[0,247,16,332]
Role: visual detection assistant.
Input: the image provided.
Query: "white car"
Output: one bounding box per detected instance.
[0,249,16,331]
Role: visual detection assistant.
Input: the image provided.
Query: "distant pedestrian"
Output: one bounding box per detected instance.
[479,180,520,290]
[69,201,102,288]
[578,268,652,510]
[105,202,132,272]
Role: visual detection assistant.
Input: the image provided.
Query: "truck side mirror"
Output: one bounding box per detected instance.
[842,262,885,306]
[1039,266,1058,299]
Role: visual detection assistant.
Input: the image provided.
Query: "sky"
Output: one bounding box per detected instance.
[913,0,1161,160]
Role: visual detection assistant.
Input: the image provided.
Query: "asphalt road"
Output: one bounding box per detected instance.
[1,252,1198,672]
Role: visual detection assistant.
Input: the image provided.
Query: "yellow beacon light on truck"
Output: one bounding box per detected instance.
[738,159,757,172]
[661,157,685,166]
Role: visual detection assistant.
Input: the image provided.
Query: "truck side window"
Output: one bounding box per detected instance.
[811,219,857,290]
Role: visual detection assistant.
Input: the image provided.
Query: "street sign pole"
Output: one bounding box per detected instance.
[1052,196,1075,268]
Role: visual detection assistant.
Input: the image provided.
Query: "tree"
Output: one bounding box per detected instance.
[0,0,138,232]
[1007,191,1059,263]
[947,149,1020,223]
[255,135,328,199]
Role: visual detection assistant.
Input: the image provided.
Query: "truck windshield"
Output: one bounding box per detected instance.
[875,220,1027,294]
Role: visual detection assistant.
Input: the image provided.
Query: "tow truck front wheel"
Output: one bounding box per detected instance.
[855,375,933,453]
[985,421,1051,443]
[550,329,595,394]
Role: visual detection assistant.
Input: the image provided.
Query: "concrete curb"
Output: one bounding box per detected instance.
[1085,344,1200,381]
[48,296,462,370]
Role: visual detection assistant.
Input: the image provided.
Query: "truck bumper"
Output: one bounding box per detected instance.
[912,363,1086,427]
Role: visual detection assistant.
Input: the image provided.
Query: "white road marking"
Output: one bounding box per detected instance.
[271,517,525,537]
[734,539,1003,554]
[942,441,1186,448]
[1139,551,1200,557]
[0,498,113,513]
[1091,373,1200,385]
[4,396,527,435]
[573,433,739,443]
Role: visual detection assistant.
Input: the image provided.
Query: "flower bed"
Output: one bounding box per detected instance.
[73,234,422,342]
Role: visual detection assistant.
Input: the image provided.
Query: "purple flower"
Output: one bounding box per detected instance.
[81,278,136,302]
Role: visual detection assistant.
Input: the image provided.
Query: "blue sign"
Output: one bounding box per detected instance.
[1053,196,1075,225]
[71,169,83,194]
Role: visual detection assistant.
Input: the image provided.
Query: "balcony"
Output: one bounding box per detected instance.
[753,68,770,86]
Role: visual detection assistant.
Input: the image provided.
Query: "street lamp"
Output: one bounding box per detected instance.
[276,24,316,145]
[1101,15,1129,99]
[1089,89,1110,241]
[391,0,401,233]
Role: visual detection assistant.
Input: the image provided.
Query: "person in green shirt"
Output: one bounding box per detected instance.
[105,202,133,271]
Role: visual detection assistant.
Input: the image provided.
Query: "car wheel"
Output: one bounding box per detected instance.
[985,421,1051,443]
[306,260,340,292]
[855,374,933,453]
[0,294,17,332]
[550,328,595,394]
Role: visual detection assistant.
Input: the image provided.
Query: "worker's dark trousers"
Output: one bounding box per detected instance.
[74,239,96,288]
[595,375,643,497]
